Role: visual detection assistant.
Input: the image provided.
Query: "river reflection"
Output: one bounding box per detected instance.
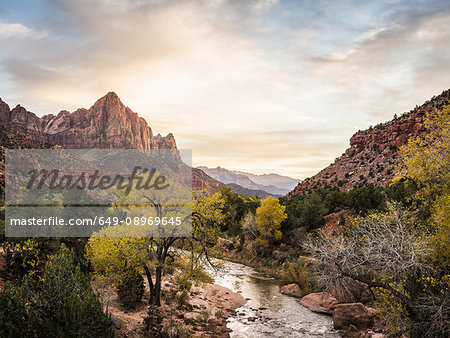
[207,260,340,337]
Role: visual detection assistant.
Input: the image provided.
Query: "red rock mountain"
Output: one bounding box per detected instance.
[0,92,176,150]
[289,89,450,196]
[0,93,226,191]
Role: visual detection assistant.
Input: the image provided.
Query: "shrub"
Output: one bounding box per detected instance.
[22,244,114,337]
[177,289,189,308]
[117,268,145,310]
[281,261,313,297]
[387,177,418,207]
[163,320,191,338]
[0,282,31,337]
[324,190,348,213]
[348,184,385,213]
[306,204,448,337]
[197,309,210,324]
[178,278,192,292]
[4,239,41,279]
[144,304,165,337]
[374,287,409,335]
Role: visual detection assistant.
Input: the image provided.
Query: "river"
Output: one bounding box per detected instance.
[208,259,340,337]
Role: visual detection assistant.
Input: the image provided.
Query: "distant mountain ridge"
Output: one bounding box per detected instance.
[289,89,450,196]
[233,170,300,191]
[197,166,300,195]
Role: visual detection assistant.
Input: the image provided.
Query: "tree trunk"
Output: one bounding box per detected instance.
[143,264,154,304]
[154,265,163,306]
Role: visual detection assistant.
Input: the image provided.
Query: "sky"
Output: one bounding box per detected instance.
[0,0,449,179]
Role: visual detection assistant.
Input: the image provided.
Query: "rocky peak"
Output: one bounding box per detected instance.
[91,92,125,115]
[0,99,10,117]
[154,132,177,149]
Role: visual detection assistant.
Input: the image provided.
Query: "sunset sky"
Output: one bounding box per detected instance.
[0,0,449,178]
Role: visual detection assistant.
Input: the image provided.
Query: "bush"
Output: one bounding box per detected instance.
[178,278,192,292]
[0,282,31,337]
[163,319,191,338]
[324,190,348,213]
[4,239,41,279]
[197,309,210,324]
[177,289,189,308]
[117,268,145,310]
[387,177,418,207]
[281,261,313,297]
[144,304,165,337]
[22,244,114,337]
[348,184,385,213]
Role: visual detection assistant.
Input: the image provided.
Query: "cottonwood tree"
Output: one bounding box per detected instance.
[255,196,287,248]
[86,180,225,306]
[399,105,450,202]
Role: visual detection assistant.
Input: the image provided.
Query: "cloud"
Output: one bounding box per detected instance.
[0,21,48,39]
[308,8,450,121]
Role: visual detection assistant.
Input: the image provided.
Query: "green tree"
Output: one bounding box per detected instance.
[0,244,113,337]
[218,187,260,234]
[0,282,31,337]
[323,189,348,213]
[348,184,385,213]
[22,244,114,337]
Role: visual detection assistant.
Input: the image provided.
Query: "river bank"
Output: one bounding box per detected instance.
[97,277,246,337]
[96,255,338,337]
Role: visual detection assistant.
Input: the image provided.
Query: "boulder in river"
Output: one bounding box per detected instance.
[333,303,374,330]
[280,283,301,297]
[299,292,338,314]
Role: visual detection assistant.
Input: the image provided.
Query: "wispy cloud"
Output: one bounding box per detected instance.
[0,21,48,39]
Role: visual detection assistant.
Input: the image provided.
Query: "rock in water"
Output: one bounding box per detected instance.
[280,283,301,297]
[299,292,338,314]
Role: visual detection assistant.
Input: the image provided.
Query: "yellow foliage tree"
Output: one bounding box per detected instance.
[399,105,450,201]
[86,183,225,306]
[399,104,450,269]
[255,196,287,247]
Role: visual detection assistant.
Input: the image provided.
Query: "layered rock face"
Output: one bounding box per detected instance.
[289,89,450,196]
[0,92,176,150]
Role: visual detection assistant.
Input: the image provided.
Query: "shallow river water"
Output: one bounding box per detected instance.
[208,260,340,337]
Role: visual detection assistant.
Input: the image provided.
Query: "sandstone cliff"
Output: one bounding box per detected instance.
[289,89,450,196]
[0,92,176,150]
